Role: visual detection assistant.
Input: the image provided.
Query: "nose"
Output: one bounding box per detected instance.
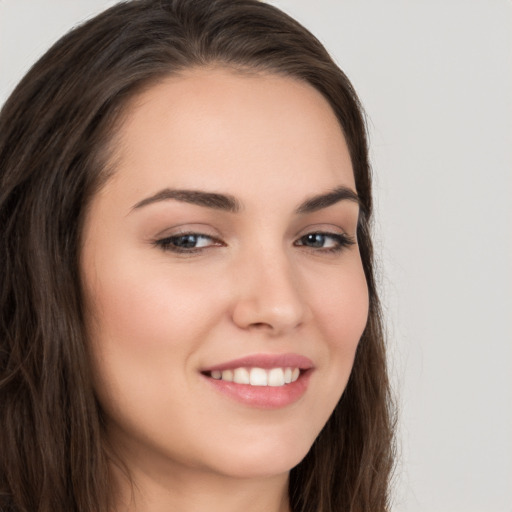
[230,250,310,335]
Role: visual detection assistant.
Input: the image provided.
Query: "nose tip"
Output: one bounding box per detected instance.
[231,257,309,335]
[232,299,305,334]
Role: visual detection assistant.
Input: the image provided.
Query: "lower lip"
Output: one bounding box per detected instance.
[202,371,312,409]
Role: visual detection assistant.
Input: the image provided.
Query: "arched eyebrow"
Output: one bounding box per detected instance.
[131,189,242,213]
[295,186,361,214]
[130,185,360,214]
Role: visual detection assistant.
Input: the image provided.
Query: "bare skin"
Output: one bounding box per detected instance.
[81,67,368,512]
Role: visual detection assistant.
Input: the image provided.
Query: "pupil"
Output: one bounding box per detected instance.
[177,235,197,248]
[306,234,324,247]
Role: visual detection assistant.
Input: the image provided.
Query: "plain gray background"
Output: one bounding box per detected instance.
[1,1,511,511]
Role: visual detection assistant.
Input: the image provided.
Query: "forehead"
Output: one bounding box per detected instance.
[105,67,355,203]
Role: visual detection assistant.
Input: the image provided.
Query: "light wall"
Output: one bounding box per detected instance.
[1,1,511,511]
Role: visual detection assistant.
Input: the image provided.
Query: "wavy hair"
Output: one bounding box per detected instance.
[0,1,394,510]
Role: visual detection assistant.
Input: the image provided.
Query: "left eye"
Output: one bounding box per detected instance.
[155,233,219,252]
[294,232,354,251]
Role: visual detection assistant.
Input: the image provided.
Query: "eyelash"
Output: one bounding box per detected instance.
[294,232,356,253]
[154,231,355,255]
[154,233,224,254]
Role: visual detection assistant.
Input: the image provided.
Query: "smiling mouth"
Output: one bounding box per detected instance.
[203,367,303,387]
[200,353,313,407]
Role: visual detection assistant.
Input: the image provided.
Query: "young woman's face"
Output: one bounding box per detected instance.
[81,68,368,482]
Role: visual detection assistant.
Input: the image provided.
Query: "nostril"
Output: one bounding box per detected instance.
[231,287,307,334]
[249,322,272,329]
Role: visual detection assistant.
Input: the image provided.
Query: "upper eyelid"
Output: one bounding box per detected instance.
[160,231,215,238]
[156,228,347,239]
[294,223,352,239]
[152,216,353,237]
[155,226,352,239]
[154,225,222,239]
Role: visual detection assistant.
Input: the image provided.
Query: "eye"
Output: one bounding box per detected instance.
[154,233,223,253]
[294,232,355,253]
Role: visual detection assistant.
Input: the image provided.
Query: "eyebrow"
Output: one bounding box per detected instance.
[131,189,242,213]
[295,186,361,214]
[130,185,360,214]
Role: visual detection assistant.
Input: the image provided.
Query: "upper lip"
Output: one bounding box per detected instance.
[202,353,314,373]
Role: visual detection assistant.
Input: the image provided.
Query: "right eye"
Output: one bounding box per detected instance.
[154,233,223,253]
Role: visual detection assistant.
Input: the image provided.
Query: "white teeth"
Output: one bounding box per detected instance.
[249,368,268,386]
[209,367,302,386]
[268,368,285,387]
[233,367,250,384]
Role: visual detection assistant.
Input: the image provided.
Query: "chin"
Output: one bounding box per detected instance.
[200,430,315,479]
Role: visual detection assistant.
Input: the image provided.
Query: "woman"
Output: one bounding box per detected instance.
[0,1,394,511]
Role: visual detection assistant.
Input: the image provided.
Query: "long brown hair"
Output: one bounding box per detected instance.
[0,1,394,510]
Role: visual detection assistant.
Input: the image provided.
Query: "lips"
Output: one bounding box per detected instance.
[202,353,313,372]
[201,353,313,409]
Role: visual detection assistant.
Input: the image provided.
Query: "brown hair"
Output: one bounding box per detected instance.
[0,1,394,511]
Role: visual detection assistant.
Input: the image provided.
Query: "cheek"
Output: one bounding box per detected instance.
[85,253,221,351]
[82,257,231,454]
[81,252,225,411]
[305,256,369,387]
[311,259,369,346]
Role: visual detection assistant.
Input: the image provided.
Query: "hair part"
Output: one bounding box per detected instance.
[0,1,395,511]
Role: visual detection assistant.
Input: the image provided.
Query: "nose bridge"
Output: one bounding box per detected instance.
[231,242,308,333]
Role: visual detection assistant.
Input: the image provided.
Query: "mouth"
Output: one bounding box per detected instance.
[200,353,313,408]
[202,366,303,387]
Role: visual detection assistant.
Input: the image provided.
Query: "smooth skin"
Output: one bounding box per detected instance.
[81,67,369,512]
